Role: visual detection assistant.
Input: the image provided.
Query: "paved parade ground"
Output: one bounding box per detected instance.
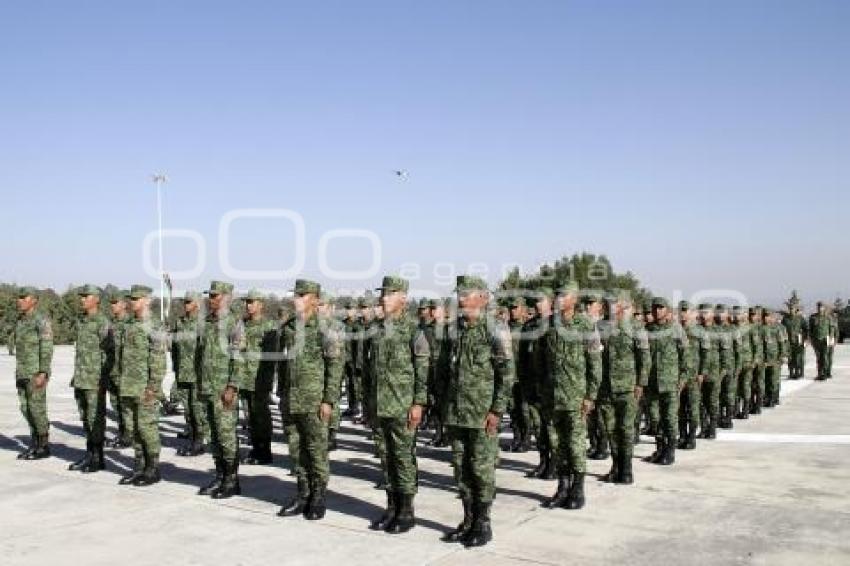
[1,346,849,566]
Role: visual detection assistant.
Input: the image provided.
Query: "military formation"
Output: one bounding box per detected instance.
[7,280,843,548]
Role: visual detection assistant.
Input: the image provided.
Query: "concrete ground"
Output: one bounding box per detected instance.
[1,346,849,566]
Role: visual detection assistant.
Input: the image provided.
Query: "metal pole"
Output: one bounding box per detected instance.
[152,174,167,322]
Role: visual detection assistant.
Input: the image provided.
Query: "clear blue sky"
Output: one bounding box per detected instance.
[1,0,847,307]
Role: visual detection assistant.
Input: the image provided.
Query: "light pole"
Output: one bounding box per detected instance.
[152,173,168,322]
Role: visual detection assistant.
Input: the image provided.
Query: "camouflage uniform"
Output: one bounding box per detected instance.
[762,309,782,407]
[716,307,737,429]
[13,287,53,459]
[171,293,208,456]
[733,308,754,418]
[107,294,131,447]
[697,306,721,439]
[782,311,808,379]
[678,304,701,450]
[749,307,766,413]
[523,296,556,480]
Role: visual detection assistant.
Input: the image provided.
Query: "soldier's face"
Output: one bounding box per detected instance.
[184,300,198,315]
[431,306,445,321]
[652,306,667,321]
[509,306,523,322]
[208,293,223,311]
[130,296,149,316]
[556,294,574,314]
[458,290,486,316]
[110,301,126,316]
[16,296,36,313]
[80,294,99,313]
[317,302,331,317]
[294,293,316,316]
[245,299,262,317]
[701,311,713,325]
[381,291,405,316]
[587,300,602,319]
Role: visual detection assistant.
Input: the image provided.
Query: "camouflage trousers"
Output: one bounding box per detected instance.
[177,383,208,443]
[598,393,636,463]
[74,387,107,445]
[645,396,660,432]
[789,344,805,378]
[377,417,418,494]
[203,394,238,463]
[16,378,49,436]
[720,372,738,416]
[737,367,752,409]
[344,363,362,410]
[587,407,608,454]
[813,341,827,377]
[106,380,129,443]
[678,378,700,438]
[751,364,766,405]
[287,413,330,489]
[647,389,678,445]
[826,346,835,377]
[553,409,587,475]
[535,403,557,460]
[121,396,161,463]
[449,426,499,503]
[700,377,720,429]
[764,364,781,404]
[239,379,273,449]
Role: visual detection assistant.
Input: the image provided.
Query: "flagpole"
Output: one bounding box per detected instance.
[152,174,168,322]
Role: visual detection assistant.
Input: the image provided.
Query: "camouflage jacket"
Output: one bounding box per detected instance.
[808,313,833,342]
[120,316,167,398]
[344,318,362,371]
[200,312,245,396]
[14,311,54,381]
[543,312,602,410]
[279,314,344,416]
[171,313,202,386]
[682,322,701,382]
[716,324,736,377]
[777,324,789,359]
[750,323,765,366]
[763,323,781,365]
[734,322,753,372]
[72,312,112,390]
[443,315,514,428]
[646,321,688,393]
[108,314,130,385]
[520,315,549,405]
[697,324,721,380]
[366,312,429,420]
[239,317,280,392]
[782,314,808,345]
[599,318,650,397]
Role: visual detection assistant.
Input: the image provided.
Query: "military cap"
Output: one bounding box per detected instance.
[205,280,234,295]
[731,305,743,313]
[427,298,441,309]
[762,307,773,315]
[581,291,603,304]
[557,281,580,295]
[679,300,691,311]
[417,297,431,309]
[633,299,644,312]
[816,301,824,307]
[243,289,265,301]
[184,290,202,302]
[454,275,488,292]
[715,303,727,312]
[77,284,101,297]
[697,303,714,311]
[128,284,153,299]
[293,279,320,296]
[318,291,333,304]
[651,297,669,308]
[505,295,526,308]
[748,305,763,314]
[358,295,376,308]
[108,290,128,303]
[377,275,409,293]
[17,286,38,298]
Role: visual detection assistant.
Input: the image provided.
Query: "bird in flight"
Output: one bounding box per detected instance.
[392,169,409,180]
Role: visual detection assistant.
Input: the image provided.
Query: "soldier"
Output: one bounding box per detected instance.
[277,280,343,521]
[783,305,808,379]
[319,292,344,452]
[426,298,450,448]
[585,294,608,462]
[341,297,363,421]
[542,282,601,509]
[645,298,688,465]
[118,285,167,486]
[697,303,721,439]
[239,290,279,465]
[733,306,754,419]
[506,295,532,452]
[13,286,53,460]
[598,293,649,484]
[524,289,557,480]
[716,305,737,429]
[826,305,839,379]
[440,275,514,548]
[68,285,112,473]
[171,291,207,457]
[366,276,429,534]
[677,301,701,450]
[197,281,246,499]
[106,291,132,448]
[749,306,766,414]
[762,308,783,407]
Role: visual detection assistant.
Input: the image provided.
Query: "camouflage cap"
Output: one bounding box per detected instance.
[679,300,691,311]
[454,275,488,292]
[762,307,774,315]
[318,291,333,304]
[17,286,39,298]
[205,280,234,295]
[427,298,441,309]
[505,295,526,308]
[581,291,603,305]
[128,284,153,299]
[108,290,128,303]
[184,290,202,303]
[715,303,728,312]
[651,297,669,308]
[698,303,714,311]
[417,297,430,309]
[293,279,320,296]
[77,284,101,297]
[557,281,580,295]
[243,289,265,301]
[376,275,409,293]
[358,295,376,308]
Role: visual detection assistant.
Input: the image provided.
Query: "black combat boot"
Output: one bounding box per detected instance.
[545,475,571,508]
[659,438,676,465]
[242,443,272,465]
[369,490,396,530]
[212,460,241,499]
[588,445,610,461]
[441,498,473,543]
[134,456,162,486]
[646,438,663,463]
[180,438,206,457]
[603,458,619,483]
[198,458,225,495]
[564,472,586,510]
[17,434,37,460]
[177,427,190,440]
[541,451,556,480]
[618,452,633,485]
[738,400,749,419]
[279,478,310,517]
[707,417,717,440]
[25,434,51,460]
[527,448,548,478]
[685,427,697,450]
[69,442,93,471]
[82,443,106,473]
[385,493,415,534]
[463,502,493,548]
[119,457,145,485]
[304,483,327,520]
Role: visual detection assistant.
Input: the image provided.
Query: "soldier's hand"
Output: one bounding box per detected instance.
[580,398,594,419]
[318,402,333,423]
[484,412,501,437]
[407,404,423,431]
[221,386,237,410]
[32,373,47,390]
[143,387,157,405]
[633,386,643,401]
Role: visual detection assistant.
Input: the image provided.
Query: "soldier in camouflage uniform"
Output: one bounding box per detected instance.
[118,285,167,486]
[13,286,53,460]
[585,294,608,462]
[762,308,784,407]
[748,306,766,414]
[440,275,514,548]
[69,285,112,473]
[197,281,246,499]
[809,302,833,380]
[697,303,721,439]
[506,295,532,452]
[341,297,363,421]
[524,289,557,480]
[783,305,808,379]
[827,307,839,378]
[366,276,429,534]
[277,280,343,521]
[716,305,737,429]
[424,298,450,448]
[598,294,649,484]
[542,282,601,509]
[319,292,344,452]
[107,291,132,448]
[677,301,700,450]
[732,306,754,419]
[171,291,207,457]
[239,290,279,465]
[645,298,688,465]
